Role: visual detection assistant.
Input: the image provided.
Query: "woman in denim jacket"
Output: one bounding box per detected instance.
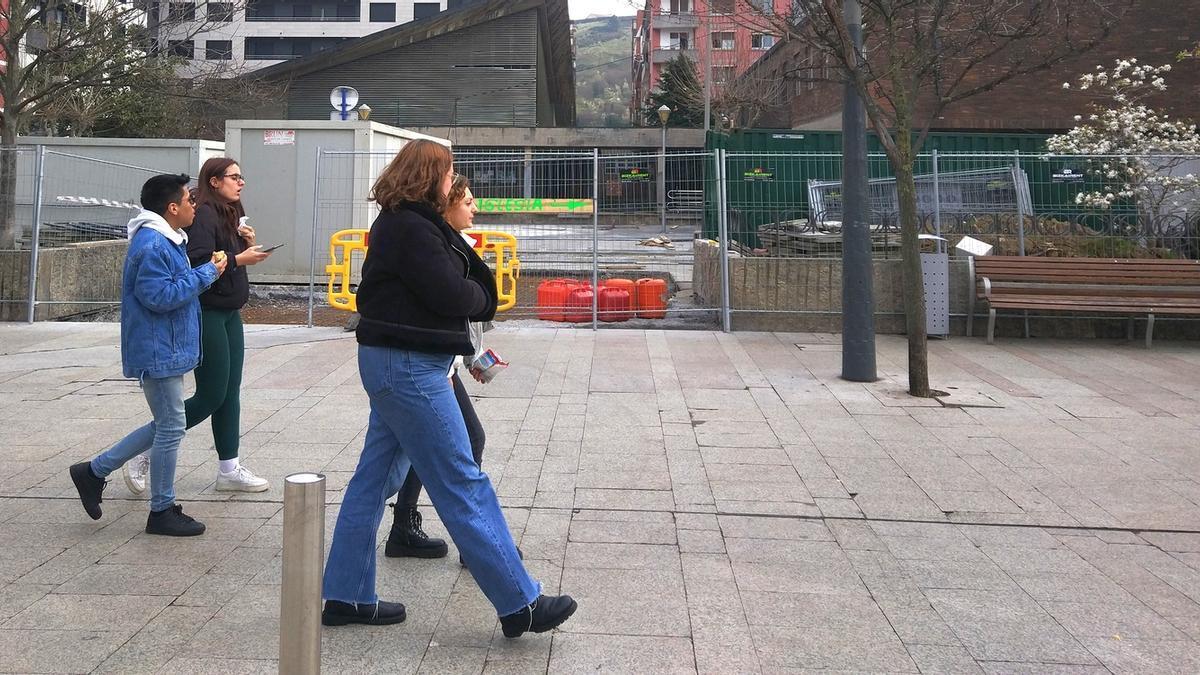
[70,174,226,537]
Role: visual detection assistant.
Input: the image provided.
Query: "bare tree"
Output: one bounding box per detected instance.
[734,0,1128,397]
[0,0,249,249]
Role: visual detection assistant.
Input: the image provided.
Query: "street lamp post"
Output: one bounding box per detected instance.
[658,104,671,233]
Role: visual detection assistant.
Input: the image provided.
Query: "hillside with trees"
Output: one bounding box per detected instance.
[574,15,634,127]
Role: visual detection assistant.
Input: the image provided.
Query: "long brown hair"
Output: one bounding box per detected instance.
[371,140,454,212]
[196,156,246,236]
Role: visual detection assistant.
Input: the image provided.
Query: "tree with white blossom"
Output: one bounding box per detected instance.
[1047,59,1200,243]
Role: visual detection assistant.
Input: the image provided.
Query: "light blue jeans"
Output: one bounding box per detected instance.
[91,374,185,512]
[322,345,539,616]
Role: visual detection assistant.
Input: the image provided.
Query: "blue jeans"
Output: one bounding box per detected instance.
[91,375,185,512]
[322,345,539,616]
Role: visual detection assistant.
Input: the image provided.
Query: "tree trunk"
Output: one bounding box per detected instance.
[892,124,931,397]
[0,120,19,250]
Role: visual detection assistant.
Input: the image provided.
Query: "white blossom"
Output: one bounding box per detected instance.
[1046,58,1200,218]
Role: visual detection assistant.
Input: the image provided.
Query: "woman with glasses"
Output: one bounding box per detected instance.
[123,157,273,496]
[321,140,576,637]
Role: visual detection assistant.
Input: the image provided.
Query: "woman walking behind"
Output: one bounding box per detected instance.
[321,140,576,637]
[384,173,488,561]
[125,157,273,495]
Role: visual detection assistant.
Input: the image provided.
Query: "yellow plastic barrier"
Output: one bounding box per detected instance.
[464,230,521,312]
[326,228,369,312]
[325,228,519,312]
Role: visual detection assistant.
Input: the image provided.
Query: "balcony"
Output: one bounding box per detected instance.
[655,11,699,29]
[652,47,696,64]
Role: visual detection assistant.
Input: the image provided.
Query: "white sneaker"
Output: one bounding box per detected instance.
[123,453,150,496]
[215,465,270,493]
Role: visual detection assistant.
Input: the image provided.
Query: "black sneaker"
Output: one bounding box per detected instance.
[384,505,448,559]
[69,462,106,520]
[145,504,206,537]
[321,599,406,626]
[500,594,577,638]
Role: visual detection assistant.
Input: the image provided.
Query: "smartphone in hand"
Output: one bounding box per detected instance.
[257,243,285,253]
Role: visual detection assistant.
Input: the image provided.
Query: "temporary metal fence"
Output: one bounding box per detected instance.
[309,147,720,329]
[3,148,172,322]
[9,146,1196,331]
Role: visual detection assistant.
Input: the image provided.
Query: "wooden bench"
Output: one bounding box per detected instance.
[967,256,1200,347]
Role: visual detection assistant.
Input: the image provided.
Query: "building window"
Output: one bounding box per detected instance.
[713,65,736,83]
[413,1,440,19]
[751,33,775,50]
[710,0,734,14]
[167,2,195,20]
[747,0,773,14]
[711,31,734,50]
[369,2,394,21]
[168,39,194,58]
[205,39,232,59]
[668,31,690,49]
[207,2,234,20]
[246,0,359,21]
[667,0,690,12]
[244,36,347,59]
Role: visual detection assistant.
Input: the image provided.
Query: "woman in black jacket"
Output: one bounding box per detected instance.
[320,140,576,638]
[124,157,273,497]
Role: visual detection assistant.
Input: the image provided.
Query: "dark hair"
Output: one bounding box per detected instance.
[140,174,191,216]
[195,156,245,236]
[371,140,454,212]
[444,173,470,213]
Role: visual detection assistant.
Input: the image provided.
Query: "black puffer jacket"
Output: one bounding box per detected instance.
[355,201,497,355]
[187,203,249,310]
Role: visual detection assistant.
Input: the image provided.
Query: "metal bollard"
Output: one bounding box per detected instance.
[280,472,326,675]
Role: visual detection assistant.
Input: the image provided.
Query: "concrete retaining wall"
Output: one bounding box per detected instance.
[0,241,126,321]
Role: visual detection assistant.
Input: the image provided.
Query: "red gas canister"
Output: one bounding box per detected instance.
[598,287,633,322]
[635,278,668,319]
[603,278,637,313]
[563,285,594,323]
[536,279,571,321]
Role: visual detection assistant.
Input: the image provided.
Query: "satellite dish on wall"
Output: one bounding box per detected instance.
[330,86,360,120]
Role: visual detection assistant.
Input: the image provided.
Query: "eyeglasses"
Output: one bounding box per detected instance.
[222,173,246,183]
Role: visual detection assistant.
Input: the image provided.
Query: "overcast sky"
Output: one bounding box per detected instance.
[570,0,638,20]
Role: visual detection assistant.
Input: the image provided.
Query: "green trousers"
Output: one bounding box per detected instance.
[185,308,244,461]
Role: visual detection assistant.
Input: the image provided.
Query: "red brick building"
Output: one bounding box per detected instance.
[739,0,1200,132]
[630,0,790,124]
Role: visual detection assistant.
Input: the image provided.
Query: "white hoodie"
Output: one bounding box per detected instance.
[127,210,187,246]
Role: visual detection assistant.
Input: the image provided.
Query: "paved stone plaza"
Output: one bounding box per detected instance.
[1,322,1199,673]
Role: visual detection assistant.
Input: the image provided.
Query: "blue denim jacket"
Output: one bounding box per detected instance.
[121,214,220,379]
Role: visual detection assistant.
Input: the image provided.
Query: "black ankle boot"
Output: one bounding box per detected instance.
[384,504,448,559]
[500,594,578,638]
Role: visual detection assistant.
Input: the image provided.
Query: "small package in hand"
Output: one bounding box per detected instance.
[469,348,508,383]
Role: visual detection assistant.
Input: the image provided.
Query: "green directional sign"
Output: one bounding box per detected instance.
[476,198,594,214]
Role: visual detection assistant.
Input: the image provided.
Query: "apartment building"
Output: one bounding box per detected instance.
[630,0,787,123]
[152,0,484,76]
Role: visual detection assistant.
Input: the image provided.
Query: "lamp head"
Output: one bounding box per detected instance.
[657,104,671,125]
[357,104,372,121]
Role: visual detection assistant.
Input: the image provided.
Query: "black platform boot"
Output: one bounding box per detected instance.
[384,504,449,559]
